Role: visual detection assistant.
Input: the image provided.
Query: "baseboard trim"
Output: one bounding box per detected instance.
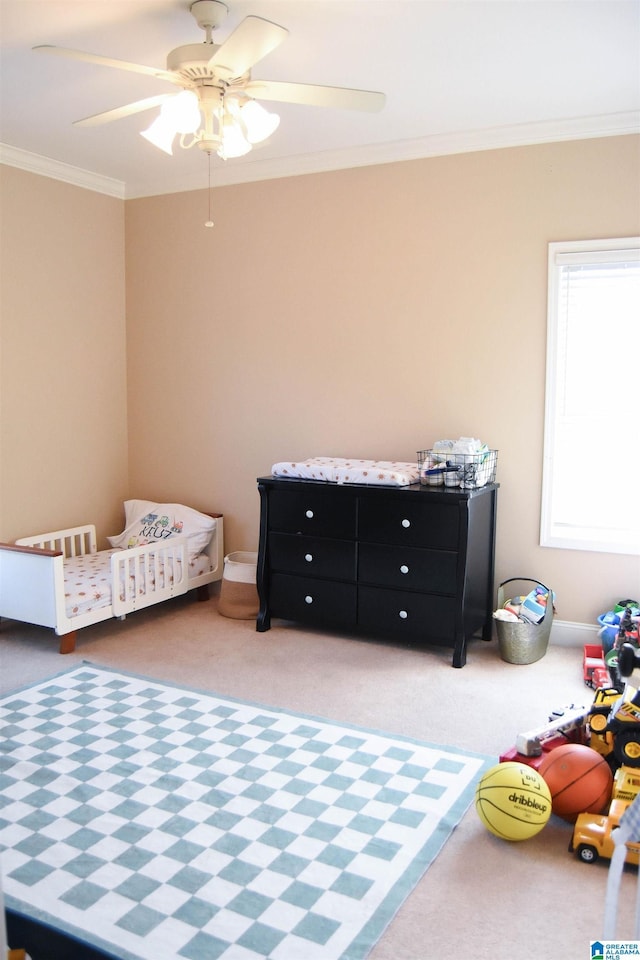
[550,619,599,648]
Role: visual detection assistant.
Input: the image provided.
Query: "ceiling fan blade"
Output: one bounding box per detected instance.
[73,94,172,127]
[244,80,386,113]
[33,45,177,84]
[207,17,288,78]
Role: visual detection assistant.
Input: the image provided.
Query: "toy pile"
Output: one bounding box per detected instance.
[493,584,555,625]
[475,596,640,878]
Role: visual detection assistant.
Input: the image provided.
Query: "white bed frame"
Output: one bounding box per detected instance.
[0,514,223,653]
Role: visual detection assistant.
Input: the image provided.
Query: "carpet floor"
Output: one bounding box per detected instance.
[1,591,638,959]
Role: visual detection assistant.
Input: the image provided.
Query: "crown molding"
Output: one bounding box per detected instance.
[205,111,640,191]
[2,111,638,199]
[0,143,125,198]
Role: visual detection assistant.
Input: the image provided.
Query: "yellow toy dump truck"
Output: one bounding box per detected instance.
[587,685,640,769]
[570,796,640,865]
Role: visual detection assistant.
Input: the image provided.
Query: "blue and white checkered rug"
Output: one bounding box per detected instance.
[1,663,492,960]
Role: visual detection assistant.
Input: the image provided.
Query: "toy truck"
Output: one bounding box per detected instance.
[501,684,640,772]
[499,704,589,769]
[588,684,640,768]
[570,797,640,866]
[612,765,640,803]
[583,644,610,689]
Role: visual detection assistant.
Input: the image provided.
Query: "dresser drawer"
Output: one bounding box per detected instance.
[358,586,455,639]
[358,543,457,594]
[358,498,459,549]
[269,533,356,581]
[269,490,356,539]
[270,573,357,626]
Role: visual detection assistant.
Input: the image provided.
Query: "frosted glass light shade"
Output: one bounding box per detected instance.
[164,90,201,134]
[140,116,176,155]
[240,100,280,144]
[217,115,251,158]
[141,91,201,154]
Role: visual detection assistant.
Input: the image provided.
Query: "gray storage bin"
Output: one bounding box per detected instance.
[495,578,553,664]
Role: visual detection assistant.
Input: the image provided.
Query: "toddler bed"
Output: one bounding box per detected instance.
[0,500,224,653]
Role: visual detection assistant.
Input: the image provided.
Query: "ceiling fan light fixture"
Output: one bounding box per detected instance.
[141,90,201,155]
[217,112,251,159]
[39,3,386,172]
[240,99,280,144]
[163,90,201,134]
[140,115,176,155]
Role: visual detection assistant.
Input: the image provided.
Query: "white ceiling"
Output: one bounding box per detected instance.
[1,0,639,199]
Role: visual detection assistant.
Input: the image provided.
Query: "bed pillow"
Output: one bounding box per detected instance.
[108,500,216,559]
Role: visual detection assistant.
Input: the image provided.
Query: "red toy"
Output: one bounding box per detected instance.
[583,643,611,689]
[499,704,588,770]
[538,743,613,822]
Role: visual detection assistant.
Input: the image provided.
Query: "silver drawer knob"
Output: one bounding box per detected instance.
[305,509,314,519]
[305,595,314,604]
[401,518,410,528]
[400,564,409,574]
[305,553,313,562]
[399,609,408,619]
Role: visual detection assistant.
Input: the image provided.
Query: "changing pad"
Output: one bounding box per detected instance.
[271,457,420,487]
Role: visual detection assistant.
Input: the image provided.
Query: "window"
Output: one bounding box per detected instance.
[541,237,640,555]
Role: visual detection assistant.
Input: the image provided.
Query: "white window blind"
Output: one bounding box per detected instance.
[541,238,640,555]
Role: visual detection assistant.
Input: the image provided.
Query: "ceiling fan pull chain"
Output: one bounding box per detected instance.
[205,151,214,228]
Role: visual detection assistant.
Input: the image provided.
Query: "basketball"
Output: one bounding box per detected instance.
[475,762,552,841]
[538,743,613,822]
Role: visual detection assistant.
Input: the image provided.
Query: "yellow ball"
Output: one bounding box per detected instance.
[475,762,552,841]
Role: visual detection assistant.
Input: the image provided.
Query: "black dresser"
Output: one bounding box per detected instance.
[256,476,498,667]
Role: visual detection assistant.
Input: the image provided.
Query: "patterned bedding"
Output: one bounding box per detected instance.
[63,550,213,619]
[271,457,420,486]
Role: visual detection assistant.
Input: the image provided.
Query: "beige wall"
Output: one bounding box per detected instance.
[126,135,640,624]
[1,136,638,626]
[0,165,128,541]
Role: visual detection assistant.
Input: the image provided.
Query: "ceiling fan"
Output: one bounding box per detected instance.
[34,0,386,160]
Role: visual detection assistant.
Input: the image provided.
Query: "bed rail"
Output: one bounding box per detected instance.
[112,537,189,616]
[16,524,97,558]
